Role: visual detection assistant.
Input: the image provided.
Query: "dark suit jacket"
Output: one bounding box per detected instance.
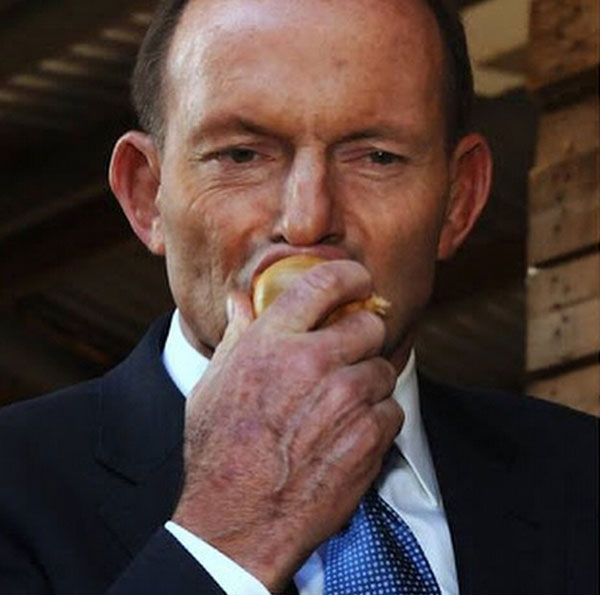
[0,315,597,594]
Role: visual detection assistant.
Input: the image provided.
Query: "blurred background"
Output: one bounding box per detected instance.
[0,0,598,413]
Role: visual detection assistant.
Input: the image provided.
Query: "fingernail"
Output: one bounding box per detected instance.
[226,296,235,321]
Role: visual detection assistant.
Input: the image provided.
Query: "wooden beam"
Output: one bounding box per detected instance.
[528,0,599,102]
[460,0,529,97]
[527,362,599,415]
[9,73,130,107]
[37,57,130,85]
[535,97,599,168]
[529,118,599,266]
[529,148,599,212]
[527,194,599,265]
[527,297,600,371]
[0,194,131,303]
[527,149,600,264]
[526,0,599,413]
[0,87,109,117]
[0,124,129,239]
[0,0,146,81]
[527,252,600,316]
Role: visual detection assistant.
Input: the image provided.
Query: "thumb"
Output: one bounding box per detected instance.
[214,289,254,360]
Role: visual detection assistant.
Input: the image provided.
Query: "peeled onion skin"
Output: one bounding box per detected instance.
[251,254,390,325]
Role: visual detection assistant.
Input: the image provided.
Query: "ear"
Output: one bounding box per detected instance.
[109,131,165,255]
[437,133,493,260]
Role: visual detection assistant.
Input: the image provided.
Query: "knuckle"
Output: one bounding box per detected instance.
[322,371,362,418]
[302,264,341,296]
[326,379,354,411]
[393,401,405,427]
[347,310,385,348]
[293,343,329,376]
[382,399,404,437]
[377,358,398,390]
[341,369,363,395]
[354,411,382,453]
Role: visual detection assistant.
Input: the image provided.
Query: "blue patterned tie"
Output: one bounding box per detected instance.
[324,488,441,594]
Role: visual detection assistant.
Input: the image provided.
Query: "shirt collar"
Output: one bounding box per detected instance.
[161,310,439,505]
[391,351,441,506]
[162,310,209,398]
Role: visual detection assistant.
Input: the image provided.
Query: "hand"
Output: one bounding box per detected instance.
[172,260,403,591]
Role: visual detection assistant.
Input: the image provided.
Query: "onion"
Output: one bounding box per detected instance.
[251,254,390,324]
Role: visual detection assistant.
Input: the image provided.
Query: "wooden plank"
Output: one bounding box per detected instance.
[529,148,598,212]
[527,252,600,316]
[528,148,599,264]
[10,73,130,107]
[527,190,599,265]
[0,0,145,81]
[0,195,131,303]
[0,125,127,239]
[527,297,600,371]
[528,0,599,94]
[528,363,599,416]
[535,97,599,168]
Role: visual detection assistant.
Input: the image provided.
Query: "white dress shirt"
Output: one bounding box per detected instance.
[162,310,459,594]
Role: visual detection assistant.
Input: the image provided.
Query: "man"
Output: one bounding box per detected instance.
[0,0,596,593]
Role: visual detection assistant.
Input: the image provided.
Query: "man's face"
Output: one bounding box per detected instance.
[155,0,452,363]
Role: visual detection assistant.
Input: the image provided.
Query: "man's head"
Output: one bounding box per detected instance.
[109,0,491,368]
[132,0,474,150]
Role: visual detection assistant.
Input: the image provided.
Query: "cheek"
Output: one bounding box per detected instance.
[366,190,445,274]
[358,189,447,336]
[159,180,276,305]
[372,225,438,306]
[371,231,439,355]
[159,206,239,349]
[162,202,242,301]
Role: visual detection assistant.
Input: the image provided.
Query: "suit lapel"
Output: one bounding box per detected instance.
[89,321,562,590]
[95,315,186,556]
[419,378,557,595]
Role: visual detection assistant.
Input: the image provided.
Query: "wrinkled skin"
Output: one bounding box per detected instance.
[109,0,491,589]
[175,265,401,586]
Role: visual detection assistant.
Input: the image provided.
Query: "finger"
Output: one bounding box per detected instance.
[371,396,404,455]
[296,358,397,450]
[326,396,404,478]
[329,357,398,407]
[261,260,373,333]
[313,308,387,366]
[213,290,255,361]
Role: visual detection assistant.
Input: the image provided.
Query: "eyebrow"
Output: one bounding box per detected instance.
[190,115,419,148]
[335,128,393,143]
[190,116,280,145]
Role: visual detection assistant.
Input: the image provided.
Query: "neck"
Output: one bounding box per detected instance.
[179,314,216,360]
[386,330,417,376]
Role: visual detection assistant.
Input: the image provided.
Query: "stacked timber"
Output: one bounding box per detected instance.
[526,0,599,415]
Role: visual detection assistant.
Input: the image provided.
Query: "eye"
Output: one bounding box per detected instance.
[368,151,403,165]
[222,148,258,163]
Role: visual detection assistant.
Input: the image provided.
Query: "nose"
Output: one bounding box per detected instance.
[272,148,342,246]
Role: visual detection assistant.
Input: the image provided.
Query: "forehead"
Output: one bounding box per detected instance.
[164,0,445,138]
